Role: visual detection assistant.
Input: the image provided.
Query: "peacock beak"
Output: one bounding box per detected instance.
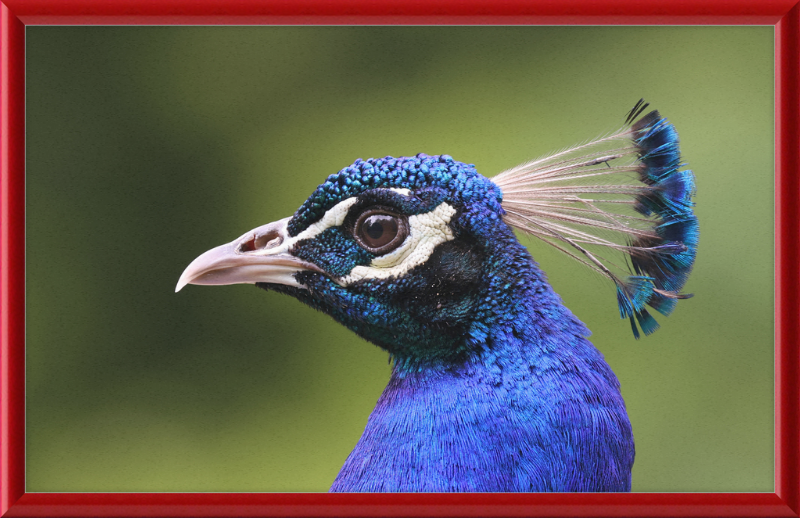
[175,216,324,292]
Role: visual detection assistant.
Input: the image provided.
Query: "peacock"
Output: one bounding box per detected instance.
[176,100,697,492]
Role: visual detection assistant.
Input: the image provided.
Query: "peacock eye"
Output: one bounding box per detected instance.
[354,210,408,254]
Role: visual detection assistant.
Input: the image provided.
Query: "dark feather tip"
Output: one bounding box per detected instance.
[626,98,651,125]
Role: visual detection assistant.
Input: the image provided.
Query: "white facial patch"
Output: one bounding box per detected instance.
[252,189,456,287]
[298,197,357,241]
[282,188,408,247]
[340,202,457,285]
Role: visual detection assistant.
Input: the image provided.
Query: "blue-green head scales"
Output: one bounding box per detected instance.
[176,101,697,492]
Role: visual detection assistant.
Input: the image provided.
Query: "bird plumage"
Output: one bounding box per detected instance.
[176,101,696,492]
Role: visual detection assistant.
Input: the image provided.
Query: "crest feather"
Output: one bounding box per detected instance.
[493,100,697,338]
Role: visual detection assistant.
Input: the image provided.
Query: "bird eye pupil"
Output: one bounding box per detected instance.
[365,216,392,241]
[355,211,407,254]
[366,220,383,239]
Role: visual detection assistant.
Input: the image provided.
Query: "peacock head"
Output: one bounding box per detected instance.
[176,154,518,367]
[177,102,698,368]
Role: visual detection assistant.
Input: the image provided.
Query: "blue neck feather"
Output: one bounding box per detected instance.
[330,218,634,492]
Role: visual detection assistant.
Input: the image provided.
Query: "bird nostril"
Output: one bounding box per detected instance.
[238,235,257,253]
[238,228,284,254]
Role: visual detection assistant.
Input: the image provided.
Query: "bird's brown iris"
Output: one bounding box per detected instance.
[354,210,408,254]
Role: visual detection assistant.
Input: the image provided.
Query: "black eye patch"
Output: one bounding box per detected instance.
[291,227,374,278]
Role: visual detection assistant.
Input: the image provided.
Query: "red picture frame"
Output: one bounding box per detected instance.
[1,1,798,517]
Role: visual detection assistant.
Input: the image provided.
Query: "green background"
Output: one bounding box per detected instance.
[26,26,774,492]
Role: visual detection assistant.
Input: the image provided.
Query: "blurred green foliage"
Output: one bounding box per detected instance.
[26,26,773,492]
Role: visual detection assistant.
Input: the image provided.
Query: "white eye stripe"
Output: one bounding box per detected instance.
[340,202,457,285]
[277,189,455,286]
[294,188,410,243]
[298,197,358,241]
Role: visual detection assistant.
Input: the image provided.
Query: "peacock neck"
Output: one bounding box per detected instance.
[330,228,634,492]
